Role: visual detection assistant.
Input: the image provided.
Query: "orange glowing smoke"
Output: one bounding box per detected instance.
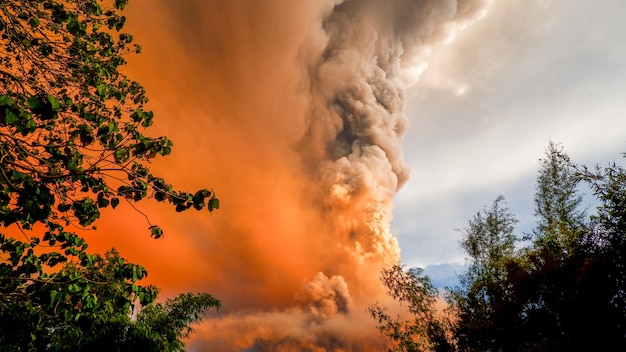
[85,0,492,350]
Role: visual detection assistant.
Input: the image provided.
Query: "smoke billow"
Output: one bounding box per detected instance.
[90,0,492,350]
[298,0,492,262]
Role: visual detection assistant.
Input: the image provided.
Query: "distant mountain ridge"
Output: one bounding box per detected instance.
[423,263,466,290]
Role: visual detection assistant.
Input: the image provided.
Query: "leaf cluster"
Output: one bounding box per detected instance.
[1,249,219,351]
[446,144,626,351]
[0,0,220,350]
[369,264,452,352]
[374,144,626,351]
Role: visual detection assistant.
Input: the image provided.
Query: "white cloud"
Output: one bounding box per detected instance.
[394,0,626,270]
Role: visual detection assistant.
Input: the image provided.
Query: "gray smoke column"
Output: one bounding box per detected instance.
[298,0,409,272]
[297,0,492,273]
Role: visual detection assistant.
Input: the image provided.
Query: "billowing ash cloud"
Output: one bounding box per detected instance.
[298,272,352,319]
[186,273,381,351]
[297,0,491,264]
[111,0,492,350]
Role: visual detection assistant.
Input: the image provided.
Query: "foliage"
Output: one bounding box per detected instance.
[446,144,626,351]
[0,0,219,350]
[576,161,626,344]
[136,292,221,351]
[446,195,519,351]
[369,264,454,352]
[0,249,220,351]
[531,141,586,255]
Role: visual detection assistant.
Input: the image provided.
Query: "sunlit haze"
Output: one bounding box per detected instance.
[85,0,626,350]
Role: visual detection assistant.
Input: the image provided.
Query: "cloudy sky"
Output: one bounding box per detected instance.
[89,0,626,349]
[393,0,626,282]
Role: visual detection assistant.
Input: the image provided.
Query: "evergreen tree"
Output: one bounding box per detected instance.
[447,195,518,351]
[575,161,626,348]
[447,144,626,351]
[532,141,586,257]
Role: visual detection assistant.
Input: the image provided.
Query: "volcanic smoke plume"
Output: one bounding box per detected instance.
[94,0,492,350]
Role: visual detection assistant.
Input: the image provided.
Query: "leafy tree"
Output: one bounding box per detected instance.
[500,143,590,351]
[447,144,626,351]
[376,144,626,351]
[136,292,221,351]
[371,146,626,351]
[369,264,454,352]
[531,141,586,256]
[575,161,626,348]
[0,0,219,350]
[498,144,624,351]
[0,249,220,351]
[446,195,519,351]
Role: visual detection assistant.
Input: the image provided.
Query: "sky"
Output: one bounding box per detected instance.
[85,0,626,350]
[393,0,626,284]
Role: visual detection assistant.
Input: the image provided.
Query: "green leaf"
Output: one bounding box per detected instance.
[68,283,79,293]
[175,202,189,212]
[5,109,18,124]
[0,95,14,106]
[141,111,154,127]
[66,16,84,36]
[208,198,220,212]
[130,108,143,122]
[27,96,42,110]
[113,148,129,162]
[154,192,167,202]
[111,197,120,209]
[96,83,107,97]
[97,197,109,208]
[150,226,163,239]
[115,0,128,10]
[192,190,207,210]
[47,95,61,110]
[116,16,126,31]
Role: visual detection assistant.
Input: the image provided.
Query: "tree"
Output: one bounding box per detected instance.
[135,292,221,351]
[497,144,624,351]
[575,161,626,348]
[503,143,590,351]
[531,141,586,256]
[446,195,519,351]
[0,249,220,351]
[0,0,219,349]
[369,264,454,352]
[369,145,626,350]
[446,144,626,351]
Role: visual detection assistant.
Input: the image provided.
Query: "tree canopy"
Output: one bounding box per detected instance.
[369,264,453,352]
[447,195,519,351]
[446,144,626,351]
[375,143,626,351]
[0,0,219,350]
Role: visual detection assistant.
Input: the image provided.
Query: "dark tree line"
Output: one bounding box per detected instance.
[373,142,626,351]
